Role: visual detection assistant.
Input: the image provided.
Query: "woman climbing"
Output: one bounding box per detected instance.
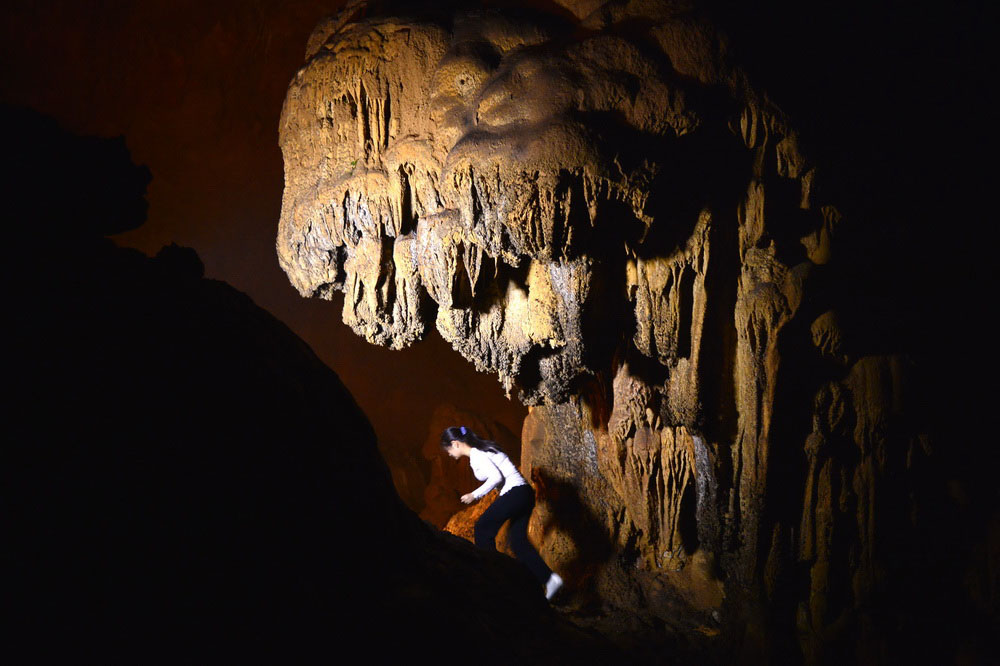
[441,425,563,600]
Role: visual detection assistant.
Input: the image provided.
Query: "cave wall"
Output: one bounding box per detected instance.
[275,1,959,661]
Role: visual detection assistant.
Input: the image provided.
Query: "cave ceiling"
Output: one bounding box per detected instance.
[276,0,816,407]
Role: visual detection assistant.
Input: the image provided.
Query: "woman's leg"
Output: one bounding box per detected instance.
[505,487,552,584]
[474,489,521,551]
[474,486,552,583]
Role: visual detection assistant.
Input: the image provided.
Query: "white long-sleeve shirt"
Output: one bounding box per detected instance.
[468,447,527,499]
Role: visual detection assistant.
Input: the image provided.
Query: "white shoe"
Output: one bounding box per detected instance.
[544,572,563,600]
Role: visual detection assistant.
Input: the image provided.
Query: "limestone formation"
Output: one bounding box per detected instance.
[277,1,933,660]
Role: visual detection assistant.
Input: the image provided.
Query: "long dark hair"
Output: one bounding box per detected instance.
[440,426,501,453]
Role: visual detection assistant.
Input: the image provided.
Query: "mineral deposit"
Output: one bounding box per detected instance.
[277,1,933,659]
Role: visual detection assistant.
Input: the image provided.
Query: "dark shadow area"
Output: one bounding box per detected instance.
[532,467,615,609]
[701,1,998,661]
[2,105,623,663]
[516,342,570,403]
[7,105,150,238]
[761,270,841,663]
[578,252,631,403]
[676,264,695,359]
[677,476,700,555]
[695,197,740,556]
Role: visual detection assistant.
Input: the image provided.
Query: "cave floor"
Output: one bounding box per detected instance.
[553,593,726,664]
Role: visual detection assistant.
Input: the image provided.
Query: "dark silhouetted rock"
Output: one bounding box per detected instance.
[4,106,620,663]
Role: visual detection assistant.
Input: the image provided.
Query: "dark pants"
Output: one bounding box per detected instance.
[474,484,551,584]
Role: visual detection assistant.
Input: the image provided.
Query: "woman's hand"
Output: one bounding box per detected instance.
[460,493,476,504]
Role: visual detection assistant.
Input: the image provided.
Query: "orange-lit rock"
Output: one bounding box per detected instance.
[277,0,948,661]
[419,405,521,526]
[443,489,514,554]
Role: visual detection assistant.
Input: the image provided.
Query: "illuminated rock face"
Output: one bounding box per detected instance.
[278,1,929,659]
[277,0,739,403]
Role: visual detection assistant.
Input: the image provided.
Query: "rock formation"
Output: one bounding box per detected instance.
[275,1,975,662]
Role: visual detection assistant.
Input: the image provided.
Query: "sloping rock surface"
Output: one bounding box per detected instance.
[4,106,618,663]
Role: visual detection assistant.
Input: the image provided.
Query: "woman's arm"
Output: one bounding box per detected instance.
[465,452,502,503]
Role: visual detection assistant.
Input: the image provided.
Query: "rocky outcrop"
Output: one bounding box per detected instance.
[275,2,968,662]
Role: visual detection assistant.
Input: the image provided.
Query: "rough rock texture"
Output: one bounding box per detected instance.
[276,1,980,662]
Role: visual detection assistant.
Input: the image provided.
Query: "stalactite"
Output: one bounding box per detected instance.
[276,3,933,660]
